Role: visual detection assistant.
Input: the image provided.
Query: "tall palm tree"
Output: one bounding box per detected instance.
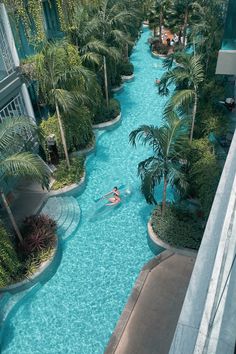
[166,0,198,46]
[129,114,188,215]
[35,41,95,168]
[148,0,169,42]
[159,53,204,142]
[189,0,225,74]
[87,0,133,106]
[0,117,50,244]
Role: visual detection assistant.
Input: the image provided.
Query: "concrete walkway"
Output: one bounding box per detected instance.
[106,251,196,354]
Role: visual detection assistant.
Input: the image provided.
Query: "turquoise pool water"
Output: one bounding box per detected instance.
[2,28,172,354]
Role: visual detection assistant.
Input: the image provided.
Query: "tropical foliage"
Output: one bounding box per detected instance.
[129,114,188,214]
[52,156,85,190]
[0,116,51,243]
[35,41,97,168]
[159,52,204,142]
[93,98,120,124]
[0,223,20,288]
[151,204,202,249]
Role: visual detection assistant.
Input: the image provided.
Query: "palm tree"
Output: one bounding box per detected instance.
[35,41,95,168]
[129,114,188,215]
[189,0,225,74]
[86,0,133,107]
[166,0,198,46]
[148,0,170,42]
[159,53,204,142]
[0,117,50,244]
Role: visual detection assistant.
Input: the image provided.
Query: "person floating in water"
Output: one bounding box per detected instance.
[155,78,161,85]
[103,186,121,206]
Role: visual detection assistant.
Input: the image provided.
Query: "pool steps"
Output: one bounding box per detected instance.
[41,196,81,241]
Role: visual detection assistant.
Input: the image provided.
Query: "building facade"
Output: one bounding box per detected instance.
[0,3,36,195]
[170,1,236,352]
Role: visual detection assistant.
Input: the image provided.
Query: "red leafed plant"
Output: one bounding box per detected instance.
[22,214,56,255]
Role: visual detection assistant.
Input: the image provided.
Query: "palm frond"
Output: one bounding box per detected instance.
[164,89,195,116]
[0,153,50,189]
[0,116,36,153]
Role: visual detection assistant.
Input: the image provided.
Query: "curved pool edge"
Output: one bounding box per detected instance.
[0,237,59,294]
[111,85,124,93]
[92,113,122,130]
[121,74,134,82]
[49,172,86,198]
[147,220,198,257]
[105,250,173,354]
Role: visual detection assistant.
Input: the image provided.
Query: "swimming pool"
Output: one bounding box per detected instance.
[2,28,172,354]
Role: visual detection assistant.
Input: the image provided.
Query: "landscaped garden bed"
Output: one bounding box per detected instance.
[151,204,203,250]
[51,156,85,190]
[93,98,121,125]
[0,215,57,289]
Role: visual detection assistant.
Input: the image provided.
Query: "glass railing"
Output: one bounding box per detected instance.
[221,39,236,50]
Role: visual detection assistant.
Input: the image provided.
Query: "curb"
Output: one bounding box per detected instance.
[111,85,124,93]
[0,237,59,294]
[92,113,122,129]
[147,220,198,257]
[121,74,134,82]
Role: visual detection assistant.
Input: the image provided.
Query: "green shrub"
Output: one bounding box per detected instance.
[186,138,222,216]
[40,106,94,159]
[23,248,54,277]
[151,204,203,250]
[52,156,85,190]
[93,98,121,124]
[120,62,134,76]
[152,41,169,55]
[0,224,20,288]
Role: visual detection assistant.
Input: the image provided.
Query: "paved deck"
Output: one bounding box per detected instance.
[106,251,196,354]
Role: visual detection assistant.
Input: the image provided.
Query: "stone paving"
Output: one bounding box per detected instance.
[106,251,196,354]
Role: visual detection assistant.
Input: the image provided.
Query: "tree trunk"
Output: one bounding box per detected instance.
[190,91,198,143]
[126,43,129,60]
[159,9,163,43]
[0,191,23,244]
[178,29,182,44]
[55,103,70,169]
[103,56,109,108]
[182,9,188,47]
[161,176,168,216]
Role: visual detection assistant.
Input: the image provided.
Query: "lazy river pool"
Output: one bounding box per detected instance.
[2,28,173,354]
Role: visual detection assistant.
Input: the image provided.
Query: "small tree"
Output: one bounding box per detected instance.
[130,114,188,215]
[0,117,50,244]
[159,53,204,142]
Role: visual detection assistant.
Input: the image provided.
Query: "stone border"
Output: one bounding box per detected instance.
[92,113,121,129]
[49,172,86,197]
[151,51,167,59]
[121,74,134,82]
[70,142,96,157]
[105,250,174,354]
[111,85,124,93]
[148,220,197,257]
[0,237,58,294]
